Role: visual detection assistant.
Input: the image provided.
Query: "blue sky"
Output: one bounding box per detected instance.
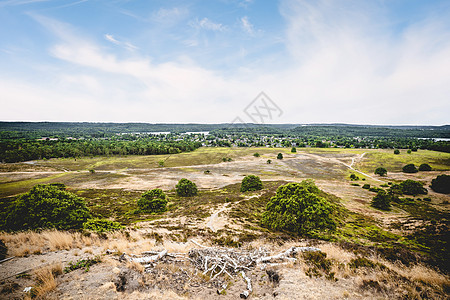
[1,0,449,124]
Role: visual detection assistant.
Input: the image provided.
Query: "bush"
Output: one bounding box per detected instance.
[277,153,283,160]
[431,175,450,194]
[137,189,168,212]
[371,190,392,210]
[394,149,400,155]
[241,175,263,192]
[400,179,427,196]
[350,174,359,181]
[262,180,336,234]
[253,153,260,157]
[374,167,387,176]
[291,147,297,153]
[418,163,432,171]
[3,184,91,231]
[402,164,418,173]
[83,218,124,233]
[362,184,370,189]
[267,159,272,164]
[176,178,198,197]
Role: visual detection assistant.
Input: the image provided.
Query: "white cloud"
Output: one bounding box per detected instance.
[240,16,254,35]
[1,2,450,125]
[190,18,227,32]
[104,34,138,51]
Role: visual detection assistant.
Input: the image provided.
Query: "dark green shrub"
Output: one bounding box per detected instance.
[137,189,168,212]
[394,149,400,155]
[267,159,272,164]
[369,187,383,193]
[277,153,283,160]
[291,147,297,153]
[262,180,336,234]
[431,175,450,194]
[374,167,387,176]
[253,153,260,157]
[176,178,198,197]
[240,175,263,192]
[83,218,124,233]
[418,163,432,171]
[402,164,418,173]
[350,173,359,181]
[362,184,370,189]
[371,190,392,210]
[400,179,427,195]
[3,184,91,231]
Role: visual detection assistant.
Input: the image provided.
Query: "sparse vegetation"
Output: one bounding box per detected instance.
[64,257,101,273]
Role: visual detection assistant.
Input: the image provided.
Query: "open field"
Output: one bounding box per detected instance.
[1,147,449,299]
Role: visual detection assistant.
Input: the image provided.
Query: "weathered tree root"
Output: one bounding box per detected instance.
[109,242,321,297]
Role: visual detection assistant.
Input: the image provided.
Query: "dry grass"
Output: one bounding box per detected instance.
[43,230,74,251]
[127,261,145,273]
[32,263,62,299]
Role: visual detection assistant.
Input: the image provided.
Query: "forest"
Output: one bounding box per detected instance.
[0,122,449,163]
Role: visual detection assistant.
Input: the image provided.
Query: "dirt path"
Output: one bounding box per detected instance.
[341,152,382,181]
[206,202,230,232]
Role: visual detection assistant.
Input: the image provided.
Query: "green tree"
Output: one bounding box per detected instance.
[262,180,336,234]
[267,159,272,164]
[291,147,297,153]
[137,189,168,212]
[400,179,427,195]
[241,175,263,192]
[418,163,432,171]
[158,160,165,167]
[371,190,391,210]
[3,184,91,231]
[431,175,450,194]
[176,178,198,197]
[402,164,418,173]
[394,149,400,155]
[374,167,387,176]
[277,153,283,160]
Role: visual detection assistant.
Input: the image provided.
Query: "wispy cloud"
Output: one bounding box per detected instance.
[104,34,138,51]
[240,16,254,35]
[190,17,227,32]
[1,1,449,124]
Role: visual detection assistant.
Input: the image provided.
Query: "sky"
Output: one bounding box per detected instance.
[0,0,449,125]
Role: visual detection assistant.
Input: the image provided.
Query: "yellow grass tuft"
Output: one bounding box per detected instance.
[33,263,61,298]
[43,230,74,251]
